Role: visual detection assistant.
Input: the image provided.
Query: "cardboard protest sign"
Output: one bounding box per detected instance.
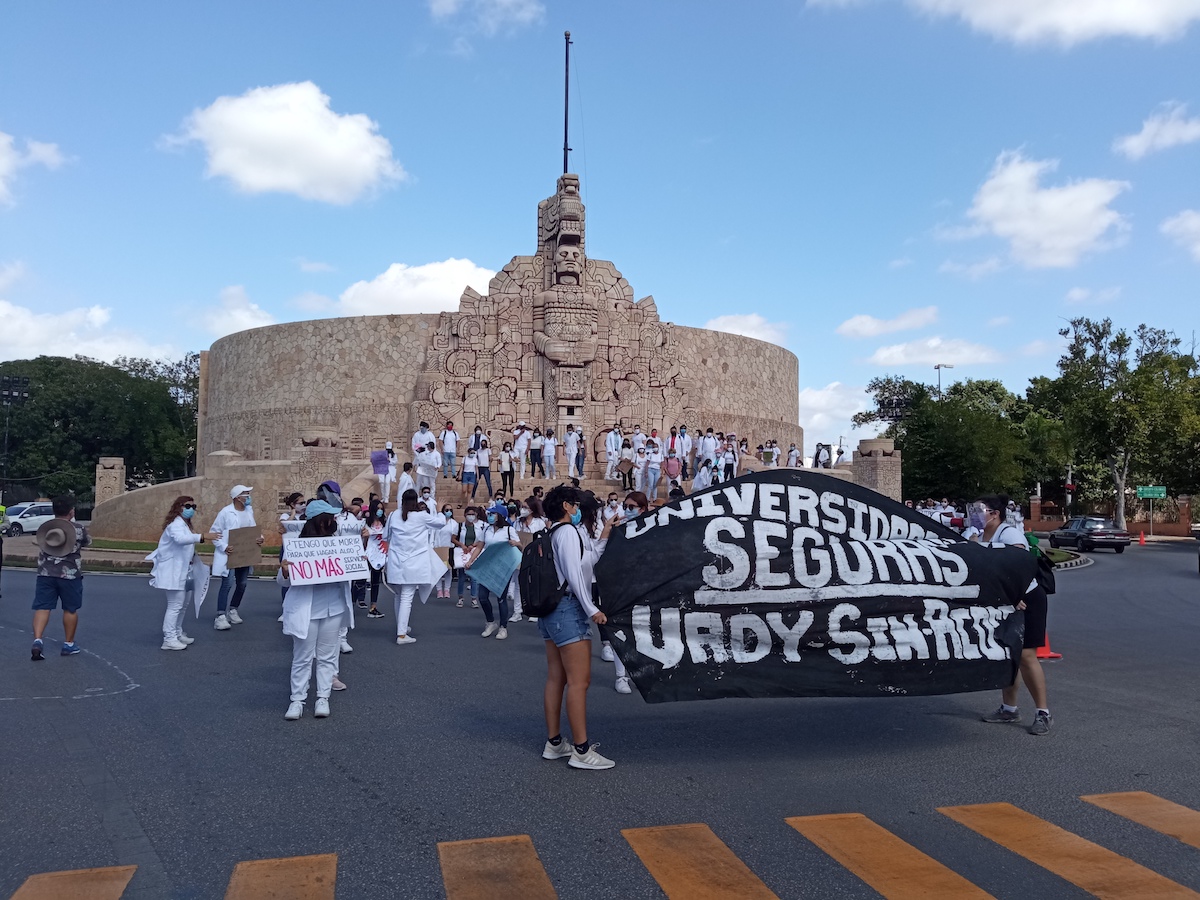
[595,470,1035,704]
[285,535,369,585]
[225,526,263,569]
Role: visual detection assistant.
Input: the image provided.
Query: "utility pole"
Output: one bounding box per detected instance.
[1,373,31,503]
[934,363,954,397]
[562,31,572,174]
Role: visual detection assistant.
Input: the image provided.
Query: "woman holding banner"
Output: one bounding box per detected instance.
[467,505,522,639]
[383,489,449,645]
[576,492,629,693]
[147,496,220,651]
[279,501,355,720]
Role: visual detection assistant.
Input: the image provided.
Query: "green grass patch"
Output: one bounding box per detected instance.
[1044,548,1074,564]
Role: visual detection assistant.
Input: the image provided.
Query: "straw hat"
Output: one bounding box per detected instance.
[35,518,77,557]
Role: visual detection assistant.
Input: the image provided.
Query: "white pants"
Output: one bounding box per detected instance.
[290,612,345,702]
[546,454,556,478]
[162,589,187,640]
[416,473,436,498]
[605,451,617,479]
[507,573,521,617]
[518,451,527,479]
[379,474,393,503]
[393,585,416,636]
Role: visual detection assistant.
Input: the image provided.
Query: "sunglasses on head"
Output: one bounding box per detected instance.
[183,503,198,510]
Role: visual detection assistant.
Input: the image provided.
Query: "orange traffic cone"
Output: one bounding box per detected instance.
[1037,631,1062,661]
[1139,531,1146,545]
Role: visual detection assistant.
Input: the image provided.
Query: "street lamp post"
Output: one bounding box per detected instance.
[1,374,31,502]
[934,363,954,397]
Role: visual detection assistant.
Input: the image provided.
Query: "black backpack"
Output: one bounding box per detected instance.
[518,523,583,618]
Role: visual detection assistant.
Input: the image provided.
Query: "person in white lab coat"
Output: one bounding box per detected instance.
[604,425,623,480]
[384,489,449,645]
[279,502,355,721]
[146,496,219,650]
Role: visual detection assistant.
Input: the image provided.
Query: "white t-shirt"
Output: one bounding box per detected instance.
[412,429,433,454]
[440,429,459,454]
[475,447,491,469]
[543,435,558,457]
[564,431,579,456]
[631,431,647,452]
[460,455,478,475]
[513,429,531,451]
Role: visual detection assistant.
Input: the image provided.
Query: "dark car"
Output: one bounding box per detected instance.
[1048,517,1131,553]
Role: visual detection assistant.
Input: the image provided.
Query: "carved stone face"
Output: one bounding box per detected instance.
[555,243,583,282]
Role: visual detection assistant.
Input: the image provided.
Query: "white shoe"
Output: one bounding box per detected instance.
[615,676,633,694]
[332,677,347,691]
[509,613,523,623]
[314,698,330,718]
[396,635,416,645]
[339,640,353,653]
[227,608,243,625]
[214,614,231,631]
[601,645,615,662]
[177,633,195,645]
[542,739,573,760]
[284,701,303,720]
[568,742,616,770]
[481,622,498,638]
[161,637,188,651]
[496,627,508,640]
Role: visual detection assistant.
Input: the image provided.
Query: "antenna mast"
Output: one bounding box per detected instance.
[562,31,572,174]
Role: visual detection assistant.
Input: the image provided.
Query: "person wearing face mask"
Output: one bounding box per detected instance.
[416,442,440,500]
[459,447,480,502]
[630,425,646,454]
[644,441,664,502]
[574,427,587,478]
[433,504,457,598]
[419,486,437,515]
[364,498,389,618]
[411,421,433,456]
[466,505,522,639]
[633,446,650,495]
[618,439,635,491]
[498,442,516,497]
[692,459,714,492]
[543,428,558,479]
[513,423,532,481]
[679,426,694,480]
[603,492,621,523]
[211,485,263,632]
[604,425,623,480]
[968,495,1053,736]
[563,426,580,478]
[529,429,546,478]
[147,496,220,650]
[397,462,417,500]
[383,490,449,645]
[623,492,650,520]
[787,443,800,467]
[696,428,718,471]
[379,442,397,503]
[662,448,682,489]
[451,507,483,608]
[475,439,492,497]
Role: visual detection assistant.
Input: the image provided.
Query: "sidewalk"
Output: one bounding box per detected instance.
[1,535,281,576]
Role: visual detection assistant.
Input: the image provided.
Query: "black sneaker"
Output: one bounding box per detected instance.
[367,608,385,618]
[31,639,45,661]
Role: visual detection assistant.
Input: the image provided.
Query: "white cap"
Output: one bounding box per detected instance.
[518,420,526,427]
[385,441,393,450]
[230,484,253,498]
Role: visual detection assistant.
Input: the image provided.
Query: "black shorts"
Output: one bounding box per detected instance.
[1021,585,1048,650]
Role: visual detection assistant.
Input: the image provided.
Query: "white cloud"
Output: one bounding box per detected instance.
[0,300,173,362]
[202,286,276,338]
[797,382,878,444]
[290,291,334,312]
[429,0,544,35]
[1114,102,1200,160]
[0,260,26,292]
[952,151,1129,268]
[338,258,496,316]
[1161,209,1200,260]
[937,257,1004,279]
[836,305,938,339]
[908,0,1200,46]
[0,131,66,206]
[868,336,1001,366]
[165,82,406,205]
[702,313,788,346]
[987,316,1011,327]
[1020,339,1055,356]
[887,256,913,269]
[296,257,335,273]
[1065,285,1122,305]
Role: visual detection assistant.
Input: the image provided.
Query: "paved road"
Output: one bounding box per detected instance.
[2,541,1198,899]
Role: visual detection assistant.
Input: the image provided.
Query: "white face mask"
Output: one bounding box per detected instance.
[520,507,530,517]
[465,514,477,522]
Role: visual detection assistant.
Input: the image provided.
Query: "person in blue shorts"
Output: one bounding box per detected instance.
[31,495,90,661]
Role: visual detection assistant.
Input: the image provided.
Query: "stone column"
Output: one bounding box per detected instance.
[95,457,126,506]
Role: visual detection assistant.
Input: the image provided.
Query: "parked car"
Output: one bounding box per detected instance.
[4,502,56,536]
[1048,517,1131,553]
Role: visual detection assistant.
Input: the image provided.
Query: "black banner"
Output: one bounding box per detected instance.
[595,470,1035,703]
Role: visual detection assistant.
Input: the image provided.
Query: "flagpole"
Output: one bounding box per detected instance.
[563,31,572,174]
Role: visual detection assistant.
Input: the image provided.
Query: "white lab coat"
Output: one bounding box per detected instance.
[384,510,449,587]
[605,430,623,460]
[146,516,201,591]
[210,503,257,577]
[282,580,355,640]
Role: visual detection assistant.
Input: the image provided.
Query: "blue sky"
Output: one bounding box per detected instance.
[2,1,1199,451]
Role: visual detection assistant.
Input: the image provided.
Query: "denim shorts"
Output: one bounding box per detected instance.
[33,576,84,612]
[537,594,592,647]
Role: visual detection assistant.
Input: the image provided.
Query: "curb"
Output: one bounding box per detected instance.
[1053,552,1093,571]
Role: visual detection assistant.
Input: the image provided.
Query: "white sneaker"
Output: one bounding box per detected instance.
[601,644,615,662]
[161,637,188,651]
[395,635,416,645]
[314,698,330,718]
[214,614,231,631]
[339,640,353,653]
[227,608,243,625]
[615,676,633,694]
[481,622,499,638]
[542,739,573,760]
[285,701,303,720]
[509,613,523,623]
[568,743,616,770]
[177,633,195,645]
[496,627,508,640]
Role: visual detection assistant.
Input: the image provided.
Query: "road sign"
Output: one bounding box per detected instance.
[1136,486,1167,499]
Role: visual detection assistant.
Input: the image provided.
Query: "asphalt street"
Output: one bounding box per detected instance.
[2,541,1198,899]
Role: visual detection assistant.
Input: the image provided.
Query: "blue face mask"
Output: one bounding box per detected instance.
[443,510,453,518]
[181,507,195,520]
[242,494,252,508]
[376,509,384,518]
[487,514,497,525]
[569,510,582,526]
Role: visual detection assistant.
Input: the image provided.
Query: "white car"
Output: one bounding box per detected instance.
[4,502,56,536]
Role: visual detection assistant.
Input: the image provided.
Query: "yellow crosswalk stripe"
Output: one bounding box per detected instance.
[437,835,558,900]
[223,853,337,900]
[786,813,994,899]
[10,865,137,900]
[1082,792,1200,851]
[622,823,779,900]
[939,802,1200,899]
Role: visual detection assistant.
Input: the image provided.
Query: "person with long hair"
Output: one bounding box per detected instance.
[467,505,521,639]
[619,438,635,491]
[475,438,493,497]
[147,496,219,650]
[575,492,628,692]
[433,502,456,598]
[364,498,388,619]
[450,506,482,608]
[537,486,615,770]
[279,502,354,719]
[623,491,650,519]
[383,489,448,645]
[499,442,516,497]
